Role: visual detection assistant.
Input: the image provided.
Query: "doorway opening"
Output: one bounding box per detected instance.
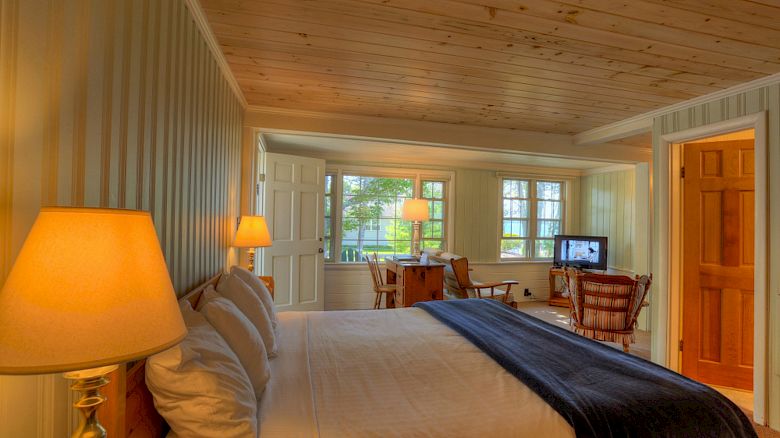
[657,112,768,425]
[680,129,755,414]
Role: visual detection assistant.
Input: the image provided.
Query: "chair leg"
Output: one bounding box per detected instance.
[374,292,380,309]
[622,341,630,353]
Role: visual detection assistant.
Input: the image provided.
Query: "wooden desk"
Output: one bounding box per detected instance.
[384,257,445,307]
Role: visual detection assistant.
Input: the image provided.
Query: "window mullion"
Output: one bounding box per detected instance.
[529,180,537,259]
[332,170,343,263]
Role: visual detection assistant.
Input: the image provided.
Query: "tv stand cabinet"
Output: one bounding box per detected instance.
[548,267,569,307]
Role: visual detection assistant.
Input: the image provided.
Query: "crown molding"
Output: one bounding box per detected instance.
[574,72,780,147]
[184,0,247,108]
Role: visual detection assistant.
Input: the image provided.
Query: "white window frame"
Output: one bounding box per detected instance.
[326,165,454,264]
[498,175,570,262]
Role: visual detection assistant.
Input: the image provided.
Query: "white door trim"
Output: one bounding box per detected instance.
[654,111,768,424]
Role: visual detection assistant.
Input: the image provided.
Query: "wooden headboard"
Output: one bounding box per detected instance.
[98,273,276,437]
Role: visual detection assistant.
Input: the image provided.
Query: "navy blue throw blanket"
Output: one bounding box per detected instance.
[414,299,756,438]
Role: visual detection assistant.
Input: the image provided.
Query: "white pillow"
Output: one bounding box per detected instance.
[230,266,278,333]
[217,273,277,357]
[145,301,257,438]
[200,286,271,398]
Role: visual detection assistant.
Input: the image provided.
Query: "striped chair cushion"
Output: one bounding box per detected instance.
[581,281,633,332]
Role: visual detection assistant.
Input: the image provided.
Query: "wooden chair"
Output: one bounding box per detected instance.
[564,268,652,353]
[449,257,518,308]
[367,253,397,309]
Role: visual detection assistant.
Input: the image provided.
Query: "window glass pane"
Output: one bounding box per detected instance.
[422,221,443,239]
[341,175,414,261]
[535,239,555,258]
[537,220,560,237]
[502,219,528,238]
[431,181,444,199]
[421,240,443,250]
[503,179,529,198]
[501,239,527,259]
[503,199,528,218]
[421,180,447,252]
[537,201,561,219]
[536,181,561,200]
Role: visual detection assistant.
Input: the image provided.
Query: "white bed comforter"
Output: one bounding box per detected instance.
[259,308,574,438]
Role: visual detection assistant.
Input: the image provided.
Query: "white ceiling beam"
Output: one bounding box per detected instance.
[573,117,652,147]
[245,106,651,163]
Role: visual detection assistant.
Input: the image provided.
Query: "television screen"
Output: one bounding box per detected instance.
[553,235,608,270]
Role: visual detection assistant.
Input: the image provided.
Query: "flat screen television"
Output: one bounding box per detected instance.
[553,235,608,270]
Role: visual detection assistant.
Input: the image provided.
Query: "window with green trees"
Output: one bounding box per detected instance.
[421,180,446,250]
[501,178,563,260]
[325,170,450,263]
[341,175,414,262]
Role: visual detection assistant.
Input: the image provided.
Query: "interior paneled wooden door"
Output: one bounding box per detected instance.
[262,153,325,312]
[682,139,754,390]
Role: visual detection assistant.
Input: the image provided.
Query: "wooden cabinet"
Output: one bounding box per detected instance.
[548,267,569,308]
[384,257,445,307]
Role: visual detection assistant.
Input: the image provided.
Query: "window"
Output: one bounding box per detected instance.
[535,181,562,258]
[421,180,446,250]
[325,168,451,263]
[324,174,334,261]
[501,178,563,260]
[340,175,414,262]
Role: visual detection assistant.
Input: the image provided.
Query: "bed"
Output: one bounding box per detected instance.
[126,274,756,438]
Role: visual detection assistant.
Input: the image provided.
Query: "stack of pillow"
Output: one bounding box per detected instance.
[146,266,278,438]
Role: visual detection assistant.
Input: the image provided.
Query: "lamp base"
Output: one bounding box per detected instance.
[248,247,256,273]
[63,365,118,438]
[412,221,421,256]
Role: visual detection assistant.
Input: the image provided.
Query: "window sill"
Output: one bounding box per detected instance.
[489,260,554,266]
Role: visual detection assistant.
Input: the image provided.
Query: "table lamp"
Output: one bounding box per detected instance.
[402,199,430,256]
[0,207,187,438]
[233,215,272,272]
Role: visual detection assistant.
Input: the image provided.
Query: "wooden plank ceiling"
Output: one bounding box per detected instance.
[201,0,780,134]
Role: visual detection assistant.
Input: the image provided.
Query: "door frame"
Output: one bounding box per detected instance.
[655,111,768,424]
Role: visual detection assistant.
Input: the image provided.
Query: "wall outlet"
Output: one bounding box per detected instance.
[523,288,531,297]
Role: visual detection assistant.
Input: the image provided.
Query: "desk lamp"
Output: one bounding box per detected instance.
[402,199,430,256]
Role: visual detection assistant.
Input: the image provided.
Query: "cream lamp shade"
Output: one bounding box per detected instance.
[0,207,186,374]
[402,199,430,222]
[233,215,272,248]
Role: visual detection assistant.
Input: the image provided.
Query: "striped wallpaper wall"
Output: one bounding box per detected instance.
[579,169,636,272]
[0,0,243,294]
[0,0,243,435]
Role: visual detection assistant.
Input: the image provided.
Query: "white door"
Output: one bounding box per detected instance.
[262,153,325,311]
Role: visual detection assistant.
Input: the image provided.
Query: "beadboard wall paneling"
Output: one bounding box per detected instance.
[325,262,552,310]
[579,169,636,272]
[653,83,780,429]
[0,0,243,435]
[452,169,500,262]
